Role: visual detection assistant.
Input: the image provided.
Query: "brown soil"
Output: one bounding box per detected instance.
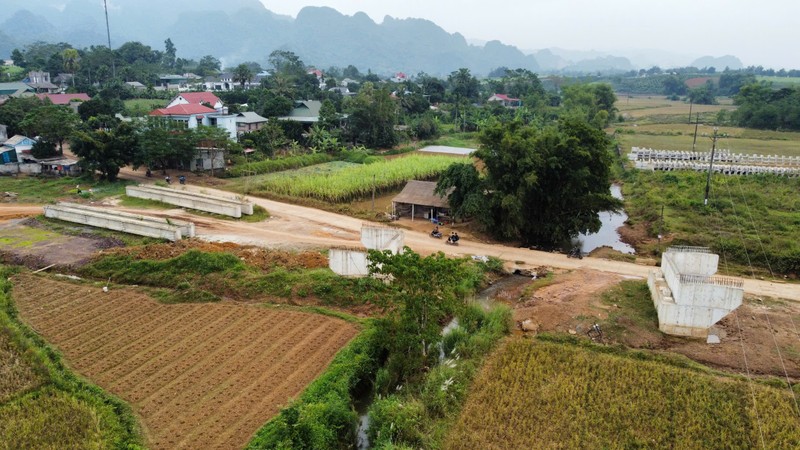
[0,218,125,269]
[510,269,623,334]
[11,274,359,450]
[98,239,328,271]
[499,268,800,379]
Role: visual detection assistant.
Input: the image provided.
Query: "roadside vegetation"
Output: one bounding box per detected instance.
[447,337,800,449]
[0,176,131,204]
[0,266,143,449]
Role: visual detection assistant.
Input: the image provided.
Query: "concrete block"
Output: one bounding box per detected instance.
[329,248,369,277]
[44,203,184,241]
[136,185,254,215]
[361,225,404,254]
[58,202,195,238]
[126,185,243,218]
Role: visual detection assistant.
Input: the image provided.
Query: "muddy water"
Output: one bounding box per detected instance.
[575,184,635,254]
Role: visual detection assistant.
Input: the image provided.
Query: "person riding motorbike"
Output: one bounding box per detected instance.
[430,226,442,238]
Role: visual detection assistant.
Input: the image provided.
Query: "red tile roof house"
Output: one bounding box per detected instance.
[149,104,237,139]
[487,94,522,108]
[36,93,91,112]
[167,92,224,111]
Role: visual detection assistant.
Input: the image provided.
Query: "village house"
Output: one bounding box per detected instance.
[167,92,224,111]
[2,135,36,161]
[149,104,238,139]
[24,71,59,93]
[487,93,522,108]
[235,111,269,134]
[392,180,452,222]
[36,93,91,113]
[278,100,322,124]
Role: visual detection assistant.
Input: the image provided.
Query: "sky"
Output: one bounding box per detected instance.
[258,0,799,69]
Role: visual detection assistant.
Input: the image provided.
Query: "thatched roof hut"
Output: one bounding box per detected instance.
[392,180,451,222]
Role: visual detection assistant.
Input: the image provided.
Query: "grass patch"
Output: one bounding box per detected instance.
[447,337,800,449]
[0,265,143,449]
[622,170,800,275]
[34,217,162,247]
[117,195,175,209]
[0,176,132,204]
[123,98,166,117]
[0,226,61,249]
[599,280,660,340]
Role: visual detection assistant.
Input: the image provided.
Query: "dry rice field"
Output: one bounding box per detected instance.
[11,273,359,450]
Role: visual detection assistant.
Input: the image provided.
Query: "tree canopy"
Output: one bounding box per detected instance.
[437,118,621,246]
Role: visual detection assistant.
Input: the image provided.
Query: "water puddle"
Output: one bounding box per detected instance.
[575,184,635,254]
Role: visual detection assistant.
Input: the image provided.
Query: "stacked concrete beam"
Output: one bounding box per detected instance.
[43,202,193,241]
[360,224,404,254]
[126,185,253,218]
[648,246,743,337]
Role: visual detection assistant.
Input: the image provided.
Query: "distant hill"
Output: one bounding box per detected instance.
[0,1,749,76]
[0,2,539,76]
[690,55,743,71]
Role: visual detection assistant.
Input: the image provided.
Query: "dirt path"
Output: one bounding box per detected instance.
[3,171,797,301]
[114,177,799,302]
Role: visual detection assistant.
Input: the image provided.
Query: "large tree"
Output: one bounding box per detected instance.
[437,118,620,246]
[134,118,197,173]
[232,63,253,89]
[19,104,80,154]
[71,121,137,181]
[344,82,397,148]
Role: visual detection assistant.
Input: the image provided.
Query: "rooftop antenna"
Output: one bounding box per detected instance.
[103,0,116,78]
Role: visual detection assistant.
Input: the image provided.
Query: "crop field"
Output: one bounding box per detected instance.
[12,273,360,450]
[447,339,800,449]
[613,96,800,157]
[247,154,459,202]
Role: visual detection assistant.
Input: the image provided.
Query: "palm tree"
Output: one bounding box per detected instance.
[232,64,253,89]
[61,48,80,87]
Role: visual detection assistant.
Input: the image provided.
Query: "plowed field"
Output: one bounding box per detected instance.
[11,274,359,450]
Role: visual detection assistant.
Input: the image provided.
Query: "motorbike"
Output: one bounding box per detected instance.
[567,247,583,259]
[179,176,186,185]
[446,236,460,246]
[430,230,442,239]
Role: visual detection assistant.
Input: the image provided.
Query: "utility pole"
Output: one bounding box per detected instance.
[703,127,721,206]
[692,112,699,151]
[688,98,693,124]
[103,0,116,78]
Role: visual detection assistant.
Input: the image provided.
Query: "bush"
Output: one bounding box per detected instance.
[225,153,333,178]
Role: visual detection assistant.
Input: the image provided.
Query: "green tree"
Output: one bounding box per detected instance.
[196,55,221,76]
[448,68,479,130]
[268,50,305,78]
[163,38,177,69]
[344,82,397,148]
[0,96,43,136]
[562,83,617,127]
[11,49,25,67]
[71,121,137,181]
[688,84,716,105]
[134,118,197,173]
[19,104,80,154]
[317,99,339,130]
[61,48,80,87]
[232,63,253,89]
[367,248,468,382]
[438,118,620,245]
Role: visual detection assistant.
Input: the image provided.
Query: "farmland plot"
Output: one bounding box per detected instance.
[12,274,359,450]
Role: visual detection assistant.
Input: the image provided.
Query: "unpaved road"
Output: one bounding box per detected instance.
[2,176,797,301]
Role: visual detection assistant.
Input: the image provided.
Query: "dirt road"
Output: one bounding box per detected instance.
[115,180,799,302]
[2,173,797,301]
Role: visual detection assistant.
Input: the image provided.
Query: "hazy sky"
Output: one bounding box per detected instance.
[259,0,799,69]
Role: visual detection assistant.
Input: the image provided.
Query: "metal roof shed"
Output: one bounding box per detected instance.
[392,180,451,222]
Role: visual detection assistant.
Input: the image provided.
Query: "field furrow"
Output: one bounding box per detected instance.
[11,274,359,450]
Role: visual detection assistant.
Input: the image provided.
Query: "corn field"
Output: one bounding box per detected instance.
[446,339,800,449]
[251,154,459,202]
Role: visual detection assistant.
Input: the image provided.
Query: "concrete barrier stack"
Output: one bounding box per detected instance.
[43,202,194,241]
[126,185,254,218]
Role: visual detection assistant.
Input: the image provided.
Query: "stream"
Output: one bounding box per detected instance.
[574,184,635,254]
[353,275,530,448]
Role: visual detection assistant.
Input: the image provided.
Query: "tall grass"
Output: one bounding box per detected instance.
[447,338,800,449]
[249,154,458,202]
[225,153,333,178]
